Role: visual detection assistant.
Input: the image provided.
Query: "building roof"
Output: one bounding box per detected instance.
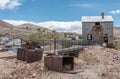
[82,16,114,22]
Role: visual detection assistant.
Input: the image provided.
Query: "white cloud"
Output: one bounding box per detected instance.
[3,20,82,34]
[3,20,36,25]
[0,0,22,10]
[71,3,95,8]
[109,10,120,14]
[38,21,82,33]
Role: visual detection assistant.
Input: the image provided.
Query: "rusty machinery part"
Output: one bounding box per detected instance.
[17,48,43,63]
[44,55,74,72]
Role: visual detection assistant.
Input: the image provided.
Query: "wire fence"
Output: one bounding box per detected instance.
[22,39,83,51]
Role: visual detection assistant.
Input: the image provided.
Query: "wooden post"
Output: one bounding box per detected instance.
[54,38,56,55]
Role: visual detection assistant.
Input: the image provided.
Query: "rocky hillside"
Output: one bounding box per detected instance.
[0,21,53,38]
[0,20,15,28]
[17,23,50,31]
[0,21,15,37]
[114,27,120,38]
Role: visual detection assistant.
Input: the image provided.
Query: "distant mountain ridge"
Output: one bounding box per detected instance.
[17,23,50,31]
[0,20,15,28]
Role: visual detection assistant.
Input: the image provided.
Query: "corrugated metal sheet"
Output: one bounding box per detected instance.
[82,16,113,22]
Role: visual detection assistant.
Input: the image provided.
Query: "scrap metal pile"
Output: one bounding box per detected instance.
[17,40,82,72]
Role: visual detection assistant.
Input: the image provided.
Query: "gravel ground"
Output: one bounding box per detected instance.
[0,46,120,79]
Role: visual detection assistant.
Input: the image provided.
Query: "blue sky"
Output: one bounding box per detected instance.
[0,0,120,23]
[0,0,120,33]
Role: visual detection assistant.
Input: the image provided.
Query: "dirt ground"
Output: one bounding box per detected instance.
[0,46,120,79]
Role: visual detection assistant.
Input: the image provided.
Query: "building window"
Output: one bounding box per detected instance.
[87,34,92,40]
[105,34,108,37]
[104,34,108,43]
[95,22,100,25]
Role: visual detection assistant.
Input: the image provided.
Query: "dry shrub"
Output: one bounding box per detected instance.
[115,40,120,49]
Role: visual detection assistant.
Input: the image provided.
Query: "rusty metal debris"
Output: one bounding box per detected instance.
[57,47,83,57]
[107,43,115,48]
[17,41,43,63]
[43,39,82,72]
[17,48,43,63]
[44,55,74,72]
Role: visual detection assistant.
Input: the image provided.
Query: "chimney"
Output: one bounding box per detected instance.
[101,12,104,19]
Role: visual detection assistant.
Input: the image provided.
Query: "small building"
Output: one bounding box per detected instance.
[0,37,10,45]
[6,38,21,46]
[82,13,114,45]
